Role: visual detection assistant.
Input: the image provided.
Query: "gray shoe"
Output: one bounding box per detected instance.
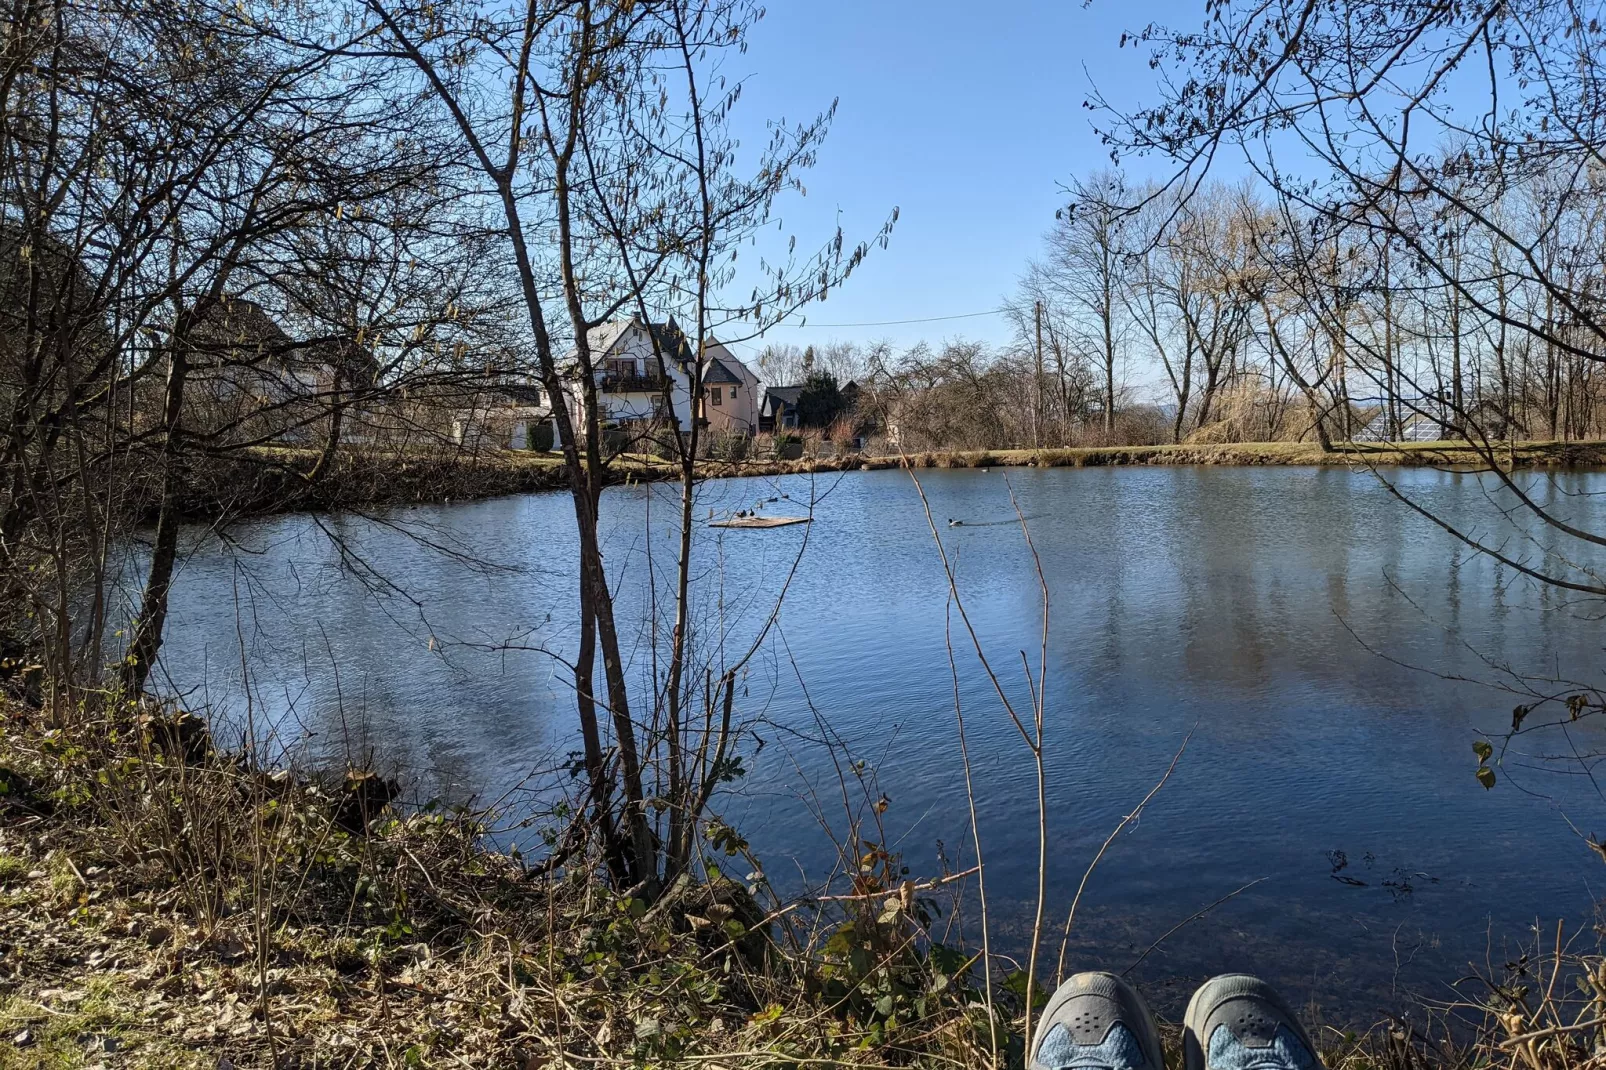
[1183,974,1321,1070]
[1031,971,1164,1070]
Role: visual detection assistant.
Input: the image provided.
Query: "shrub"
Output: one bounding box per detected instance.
[705,433,750,461]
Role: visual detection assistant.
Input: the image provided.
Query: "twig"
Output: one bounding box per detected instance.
[804,865,981,904]
[53,849,88,890]
[750,866,981,929]
[1056,724,1196,982]
[900,457,1050,1044]
[1122,877,1268,976]
[946,594,1000,1067]
[1499,1017,1606,1049]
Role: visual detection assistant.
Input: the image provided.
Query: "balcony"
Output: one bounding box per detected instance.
[600,372,668,393]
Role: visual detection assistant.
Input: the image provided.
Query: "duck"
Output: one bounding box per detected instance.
[948,518,963,527]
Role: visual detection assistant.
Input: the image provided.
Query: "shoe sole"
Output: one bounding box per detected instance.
[1036,971,1165,1070]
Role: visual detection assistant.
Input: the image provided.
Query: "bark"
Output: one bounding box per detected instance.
[304,367,344,484]
[122,311,193,695]
[1103,328,1115,436]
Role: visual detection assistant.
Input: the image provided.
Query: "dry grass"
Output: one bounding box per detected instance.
[0,700,1007,1069]
[692,439,1606,480]
[3,697,1601,1070]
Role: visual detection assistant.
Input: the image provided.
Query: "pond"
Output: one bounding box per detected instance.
[152,464,1606,1018]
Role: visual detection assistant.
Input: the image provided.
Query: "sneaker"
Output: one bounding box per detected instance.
[1031,971,1165,1070]
[1182,974,1322,1070]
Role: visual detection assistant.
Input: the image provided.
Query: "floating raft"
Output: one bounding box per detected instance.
[709,515,811,529]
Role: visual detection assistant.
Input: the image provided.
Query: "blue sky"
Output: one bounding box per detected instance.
[719,0,1203,362]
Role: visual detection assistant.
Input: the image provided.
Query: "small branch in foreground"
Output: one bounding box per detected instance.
[1122,876,1268,978]
[1057,724,1196,983]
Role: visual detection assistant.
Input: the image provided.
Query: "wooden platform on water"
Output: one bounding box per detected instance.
[708,515,811,529]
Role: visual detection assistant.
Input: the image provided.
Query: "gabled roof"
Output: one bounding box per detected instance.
[564,317,695,368]
[704,339,756,378]
[703,359,743,385]
[493,383,546,406]
[574,320,633,362]
[760,386,803,418]
[194,297,292,356]
[311,336,380,388]
[1358,410,1442,442]
[648,320,695,364]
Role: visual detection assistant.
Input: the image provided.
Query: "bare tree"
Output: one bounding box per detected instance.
[1037,171,1132,439]
[1108,0,1606,802]
[361,0,886,891]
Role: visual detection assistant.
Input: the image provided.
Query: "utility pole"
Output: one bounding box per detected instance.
[1034,299,1044,448]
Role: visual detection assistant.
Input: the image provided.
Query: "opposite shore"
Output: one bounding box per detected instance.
[176,438,1606,521]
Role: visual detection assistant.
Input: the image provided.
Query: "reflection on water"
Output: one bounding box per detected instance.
[154,465,1606,1017]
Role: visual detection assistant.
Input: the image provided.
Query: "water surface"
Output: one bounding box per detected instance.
[154,465,1606,1017]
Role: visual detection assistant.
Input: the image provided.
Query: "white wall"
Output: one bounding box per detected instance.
[565,322,695,430]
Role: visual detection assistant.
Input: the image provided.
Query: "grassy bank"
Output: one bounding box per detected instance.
[174,438,1606,523]
[160,448,574,523]
[0,699,1594,1070]
[753,438,1606,476]
[0,699,1005,1069]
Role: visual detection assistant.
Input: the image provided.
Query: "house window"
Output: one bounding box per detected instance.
[711,387,723,406]
[606,358,635,378]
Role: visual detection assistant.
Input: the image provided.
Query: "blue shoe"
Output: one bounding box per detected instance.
[1031,971,1165,1070]
[1183,974,1322,1070]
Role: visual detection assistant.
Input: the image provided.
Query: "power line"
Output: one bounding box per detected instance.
[715,305,1022,355]
[783,307,1018,328]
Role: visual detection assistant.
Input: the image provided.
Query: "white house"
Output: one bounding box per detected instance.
[185,296,380,446]
[562,317,760,437]
[450,383,552,451]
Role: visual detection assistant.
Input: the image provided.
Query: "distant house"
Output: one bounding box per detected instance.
[189,298,297,384]
[451,383,552,452]
[0,224,111,402]
[184,297,385,446]
[562,317,761,437]
[759,380,861,434]
[1355,409,1446,443]
[759,385,802,432]
[185,297,310,441]
[700,339,762,435]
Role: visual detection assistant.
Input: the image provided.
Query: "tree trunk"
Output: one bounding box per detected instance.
[122,319,191,696]
[1103,311,1116,438]
[304,367,345,483]
[1172,346,1193,444]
